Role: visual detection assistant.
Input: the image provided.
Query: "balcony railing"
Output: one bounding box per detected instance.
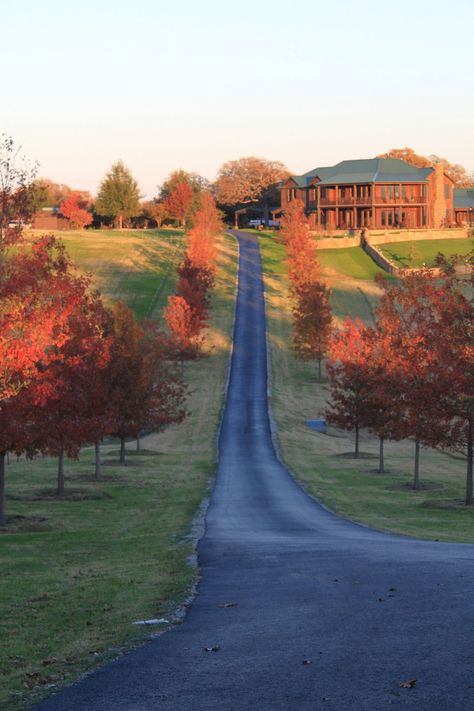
[374,195,427,204]
[311,195,428,207]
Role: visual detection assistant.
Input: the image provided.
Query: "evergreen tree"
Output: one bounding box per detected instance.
[95,161,141,229]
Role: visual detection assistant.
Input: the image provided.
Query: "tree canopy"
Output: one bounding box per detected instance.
[95,161,141,228]
[215,156,290,207]
[378,147,473,187]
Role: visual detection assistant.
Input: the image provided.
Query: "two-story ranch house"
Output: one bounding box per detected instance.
[280,158,454,230]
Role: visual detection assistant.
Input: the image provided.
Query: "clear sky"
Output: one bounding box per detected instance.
[2,0,473,199]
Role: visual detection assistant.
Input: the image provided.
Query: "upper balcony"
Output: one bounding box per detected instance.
[312,193,427,207]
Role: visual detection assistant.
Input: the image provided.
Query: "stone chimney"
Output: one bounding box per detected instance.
[431,162,446,228]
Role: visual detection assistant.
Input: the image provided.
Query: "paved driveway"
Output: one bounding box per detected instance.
[34,230,474,710]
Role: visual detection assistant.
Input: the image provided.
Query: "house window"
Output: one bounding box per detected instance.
[388,211,393,226]
[402,185,407,199]
[381,211,386,226]
[422,207,426,226]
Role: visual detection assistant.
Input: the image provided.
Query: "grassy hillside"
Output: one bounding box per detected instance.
[259,232,473,544]
[0,230,238,711]
[378,237,474,269]
[29,228,185,319]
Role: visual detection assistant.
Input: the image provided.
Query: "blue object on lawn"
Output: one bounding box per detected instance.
[306,419,326,433]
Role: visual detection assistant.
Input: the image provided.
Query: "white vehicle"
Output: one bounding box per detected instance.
[247,219,280,230]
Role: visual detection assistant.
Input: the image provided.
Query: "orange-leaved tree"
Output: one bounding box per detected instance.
[282,199,332,379]
[107,302,187,464]
[165,182,194,228]
[325,318,374,458]
[374,268,453,489]
[59,191,92,229]
[293,281,332,381]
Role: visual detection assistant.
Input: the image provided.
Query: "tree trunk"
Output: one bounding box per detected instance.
[0,452,6,526]
[466,418,473,506]
[317,356,322,382]
[263,197,269,227]
[234,211,239,229]
[118,214,123,230]
[413,439,421,490]
[94,441,102,480]
[378,436,385,473]
[136,434,141,453]
[119,437,126,466]
[57,450,65,495]
[354,425,360,458]
[6,452,10,465]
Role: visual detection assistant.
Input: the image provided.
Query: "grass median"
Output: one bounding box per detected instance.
[0,230,238,711]
[259,232,474,544]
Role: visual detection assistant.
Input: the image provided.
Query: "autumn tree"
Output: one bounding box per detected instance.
[59,191,93,229]
[374,269,452,489]
[140,200,167,228]
[165,182,194,228]
[326,318,374,458]
[25,265,111,494]
[95,161,141,229]
[0,234,111,518]
[378,147,473,188]
[282,199,320,295]
[186,192,221,270]
[158,169,209,204]
[107,302,186,463]
[430,253,474,504]
[164,295,203,361]
[293,281,332,380]
[215,156,289,227]
[0,133,38,239]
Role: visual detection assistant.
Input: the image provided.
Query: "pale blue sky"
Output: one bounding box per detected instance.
[2,0,473,198]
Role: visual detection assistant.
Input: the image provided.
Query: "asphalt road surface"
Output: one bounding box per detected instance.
[34,231,474,710]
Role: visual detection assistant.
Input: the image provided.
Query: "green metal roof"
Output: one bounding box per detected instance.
[454,188,474,209]
[290,158,432,187]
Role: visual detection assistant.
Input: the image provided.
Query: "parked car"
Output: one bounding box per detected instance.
[247,219,280,230]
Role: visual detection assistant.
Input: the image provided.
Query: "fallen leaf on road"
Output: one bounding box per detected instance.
[218,602,237,608]
[203,645,221,652]
[302,659,312,665]
[398,679,417,689]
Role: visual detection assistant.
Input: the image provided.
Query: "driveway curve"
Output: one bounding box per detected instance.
[34,230,474,710]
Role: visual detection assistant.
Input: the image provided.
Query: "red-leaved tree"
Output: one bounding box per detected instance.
[165,182,194,228]
[326,318,373,458]
[59,191,92,229]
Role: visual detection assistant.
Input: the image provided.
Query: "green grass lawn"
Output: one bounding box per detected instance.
[29,228,186,319]
[259,232,474,544]
[0,230,238,711]
[379,237,474,269]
